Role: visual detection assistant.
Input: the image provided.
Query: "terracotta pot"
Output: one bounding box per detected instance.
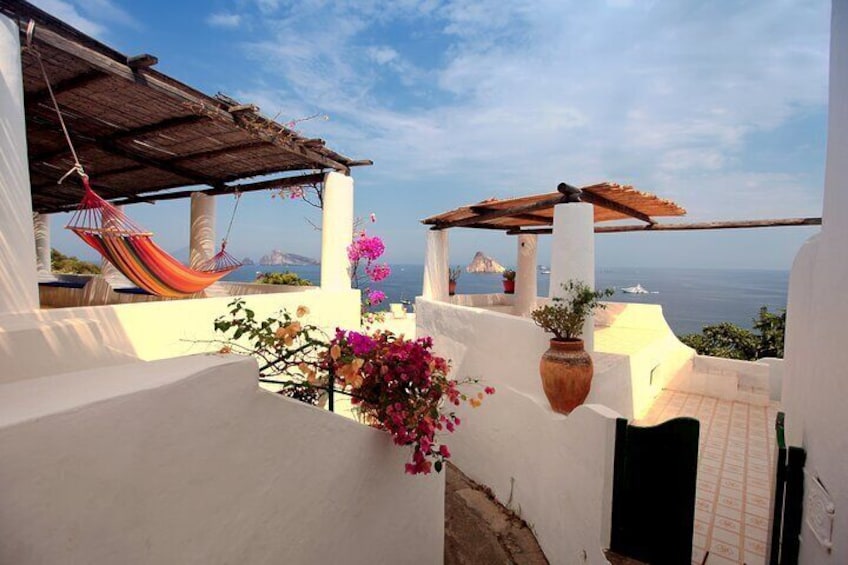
[539,338,593,414]
[502,280,515,294]
[449,280,457,296]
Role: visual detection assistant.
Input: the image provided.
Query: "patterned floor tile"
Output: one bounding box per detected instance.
[635,389,779,565]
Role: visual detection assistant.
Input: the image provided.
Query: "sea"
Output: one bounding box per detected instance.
[225,265,789,337]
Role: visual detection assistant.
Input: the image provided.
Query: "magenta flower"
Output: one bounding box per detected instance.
[366,263,391,282]
[367,290,387,306]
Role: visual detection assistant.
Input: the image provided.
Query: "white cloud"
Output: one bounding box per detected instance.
[206,12,242,29]
[30,0,141,37]
[29,0,105,36]
[230,0,828,265]
[367,46,399,65]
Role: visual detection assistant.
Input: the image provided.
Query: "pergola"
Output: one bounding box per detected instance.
[420,181,821,350]
[1,0,369,294]
[2,0,370,214]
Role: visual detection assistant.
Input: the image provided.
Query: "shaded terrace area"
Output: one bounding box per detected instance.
[2,0,371,307]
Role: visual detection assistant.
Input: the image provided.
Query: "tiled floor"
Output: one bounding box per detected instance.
[636,390,779,565]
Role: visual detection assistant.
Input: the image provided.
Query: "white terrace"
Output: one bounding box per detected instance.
[2,1,848,565]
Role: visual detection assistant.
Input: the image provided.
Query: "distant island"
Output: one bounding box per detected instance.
[241,257,255,266]
[259,249,319,266]
[466,251,505,274]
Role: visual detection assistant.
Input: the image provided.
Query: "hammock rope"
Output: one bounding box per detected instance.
[26,20,241,297]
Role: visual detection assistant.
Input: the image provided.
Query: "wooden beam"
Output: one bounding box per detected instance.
[346,159,374,167]
[506,217,823,235]
[429,223,512,231]
[107,114,206,142]
[93,137,222,186]
[106,172,327,206]
[425,194,568,230]
[29,114,207,164]
[25,69,108,105]
[579,190,654,224]
[127,54,158,69]
[28,24,354,173]
[169,141,268,164]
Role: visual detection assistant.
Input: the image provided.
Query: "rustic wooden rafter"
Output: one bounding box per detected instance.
[108,172,327,206]
[579,191,654,224]
[505,217,823,235]
[26,69,108,105]
[426,194,568,230]
[27,24,352,173]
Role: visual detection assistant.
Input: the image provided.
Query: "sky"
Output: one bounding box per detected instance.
[35,0,831,269]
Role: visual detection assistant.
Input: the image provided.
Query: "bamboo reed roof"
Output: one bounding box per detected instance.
[422,182,686,231]
[2,1,371,214]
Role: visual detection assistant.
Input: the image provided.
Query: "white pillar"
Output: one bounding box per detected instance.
[422,230,449,302]
[0,16,39,314]
[320,172,354,291]
[33,213,51,276]
[190,192,216,269]
[513,234,538,317]
[549,202,595,350]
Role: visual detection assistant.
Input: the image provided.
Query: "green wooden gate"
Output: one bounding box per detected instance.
[610,417,700,565]
[768,412,806,565]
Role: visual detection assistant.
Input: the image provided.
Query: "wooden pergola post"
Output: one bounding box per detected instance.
[514,233,538,317]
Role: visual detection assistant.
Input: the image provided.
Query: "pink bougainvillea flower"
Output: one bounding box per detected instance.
[367,289,387,306]
[366,263,391,282]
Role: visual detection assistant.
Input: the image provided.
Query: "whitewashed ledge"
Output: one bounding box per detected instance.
[0,354,444,565]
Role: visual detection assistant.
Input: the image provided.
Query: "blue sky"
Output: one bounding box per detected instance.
[36,0,830,269]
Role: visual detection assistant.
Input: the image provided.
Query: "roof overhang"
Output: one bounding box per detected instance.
[1,0,372,214]
[422,182,687,231]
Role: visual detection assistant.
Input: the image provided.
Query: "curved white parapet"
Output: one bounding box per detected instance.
[2,288,361,383]
[416,297,619,564]
[0,354,444,564]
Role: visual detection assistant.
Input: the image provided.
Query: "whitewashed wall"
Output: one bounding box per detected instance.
[416,297,619,564]
[0,354,444,564]
[1,289,360,382]
[0,15,38,315]
[781,1,848,562]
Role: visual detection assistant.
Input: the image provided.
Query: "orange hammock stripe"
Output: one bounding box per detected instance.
[67,179,240,297]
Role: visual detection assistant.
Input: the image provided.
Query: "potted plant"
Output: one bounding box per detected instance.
[502,269,516,294]
[530,280,614,414]
[448,266,462,296]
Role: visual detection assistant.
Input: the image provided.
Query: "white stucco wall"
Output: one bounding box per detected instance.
[1,289,360,383]
[416,297,619,564]
[0,354,444,564]
[0,15,38,314]
[781,2,848,562]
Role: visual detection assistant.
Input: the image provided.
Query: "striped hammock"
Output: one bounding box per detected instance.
[67,178,240,297]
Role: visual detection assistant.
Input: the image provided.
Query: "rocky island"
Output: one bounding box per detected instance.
[259,249,319,266]
[466,251,505,273]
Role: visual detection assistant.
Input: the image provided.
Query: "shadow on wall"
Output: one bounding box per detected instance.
[1,288,361,383]
[0,52,38,316]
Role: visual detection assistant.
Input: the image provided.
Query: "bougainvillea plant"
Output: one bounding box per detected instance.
[212,299,494,475]
[348,229,391,321]
[326,329,494,474]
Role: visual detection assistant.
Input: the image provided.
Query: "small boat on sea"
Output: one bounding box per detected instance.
[538,266,551,275]
[621,284,649,294]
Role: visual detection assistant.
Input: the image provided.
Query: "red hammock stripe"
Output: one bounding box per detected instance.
[67,179,240,297]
